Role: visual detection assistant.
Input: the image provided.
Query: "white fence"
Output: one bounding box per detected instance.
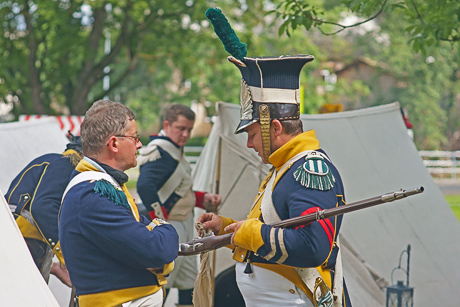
[419,150,460,178]
[184,145,203,165]
[129,148,460,180]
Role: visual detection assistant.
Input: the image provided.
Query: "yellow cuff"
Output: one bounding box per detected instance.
[217,216,237,236]
[146,218,169,231]
[233,218,264,252]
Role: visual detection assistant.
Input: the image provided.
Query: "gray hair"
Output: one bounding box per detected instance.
[81,100,135,156]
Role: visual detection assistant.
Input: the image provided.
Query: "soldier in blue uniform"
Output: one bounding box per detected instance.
[5,133,82,287]
[198,54,353,307]
[137,104,221,307]
[59,100,179,307]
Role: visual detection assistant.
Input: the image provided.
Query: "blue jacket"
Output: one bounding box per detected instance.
[221,130,352,306]
[5,150,80,263]
[59,158,178,306]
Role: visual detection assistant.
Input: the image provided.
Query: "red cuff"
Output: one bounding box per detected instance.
[195,191,206,208]
[148,206,168,220]
[148,211,156,220]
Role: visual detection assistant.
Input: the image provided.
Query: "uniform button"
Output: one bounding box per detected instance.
[51,242,56,246]
[55,247,60,251]
[48,238,53,242]
[289,289,295,294]
[240,255,244,259]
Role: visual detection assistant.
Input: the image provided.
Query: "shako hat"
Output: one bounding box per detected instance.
[206,7,314,161]
[228,55,314,134]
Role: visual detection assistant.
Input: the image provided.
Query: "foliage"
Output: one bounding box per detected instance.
[2,0,460,151]
[266,0,460,150]
[270,0,460,54]
[0,0,247,117]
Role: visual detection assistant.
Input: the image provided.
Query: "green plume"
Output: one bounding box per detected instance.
[205,8,247,61]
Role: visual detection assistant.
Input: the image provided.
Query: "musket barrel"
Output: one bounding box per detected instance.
[178,186,424,256]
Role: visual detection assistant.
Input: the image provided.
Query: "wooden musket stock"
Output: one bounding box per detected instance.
[178,186,424,256]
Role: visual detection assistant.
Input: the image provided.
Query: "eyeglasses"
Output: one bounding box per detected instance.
[115,134,141,143]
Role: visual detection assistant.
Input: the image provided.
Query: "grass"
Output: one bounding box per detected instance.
[445,195,460,221]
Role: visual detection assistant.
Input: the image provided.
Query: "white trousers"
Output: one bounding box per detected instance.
[165,213,198,290]
[118,288,163,307]
[235,262,314,307]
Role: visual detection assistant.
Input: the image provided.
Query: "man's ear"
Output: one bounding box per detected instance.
[106,136,120,153]
[271,119,283,137]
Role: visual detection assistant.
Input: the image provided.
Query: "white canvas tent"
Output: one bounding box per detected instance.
[0,118,69,192]
[0,118,72,306]
[192,101,460,306]
[0,188,60,306]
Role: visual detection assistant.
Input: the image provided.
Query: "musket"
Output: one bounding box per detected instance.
[179,186,424,256]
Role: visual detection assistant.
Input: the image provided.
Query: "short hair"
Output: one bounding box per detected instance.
[81,100,135,156]
[280,119,303,135]
[162,104,195,125]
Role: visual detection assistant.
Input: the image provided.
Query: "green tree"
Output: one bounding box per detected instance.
[0,0,249,117]
[265,0,460,149]
[270,0,460,53]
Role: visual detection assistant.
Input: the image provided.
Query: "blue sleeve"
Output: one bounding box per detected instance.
[256,160,345,268]
[30,156,75,246]
[137,147,177,212]
[77,183,178,269]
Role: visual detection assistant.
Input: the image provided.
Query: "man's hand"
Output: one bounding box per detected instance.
[196,212,223,235]
[224,220,247,247]
[203,193,221,213]
[50,262,72,287]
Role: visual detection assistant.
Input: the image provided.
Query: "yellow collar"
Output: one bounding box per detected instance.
[75,158,140,222]
[269,130,320,169]
[76,158,99,172]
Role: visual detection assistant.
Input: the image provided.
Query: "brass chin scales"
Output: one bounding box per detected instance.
[259,104,271,162]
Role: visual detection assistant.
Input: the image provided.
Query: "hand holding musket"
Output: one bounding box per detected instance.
[179,187,424,256]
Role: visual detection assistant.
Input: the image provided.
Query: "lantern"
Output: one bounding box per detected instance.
[386,245,414,307]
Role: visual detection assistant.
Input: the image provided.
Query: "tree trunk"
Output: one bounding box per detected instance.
[23,3,44,114]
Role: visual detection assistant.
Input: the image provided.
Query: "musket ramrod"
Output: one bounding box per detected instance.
[178,186,424,256]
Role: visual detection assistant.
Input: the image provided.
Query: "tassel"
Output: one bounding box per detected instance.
[94,180,129,209]
[244,262,253,274]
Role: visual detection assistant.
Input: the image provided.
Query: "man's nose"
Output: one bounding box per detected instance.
[246,138,252,149]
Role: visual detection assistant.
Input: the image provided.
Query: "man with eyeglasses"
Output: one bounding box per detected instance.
[59,100,179,307]
[137,104,221,307]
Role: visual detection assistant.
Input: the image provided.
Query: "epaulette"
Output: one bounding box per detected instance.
[62,151,82,167]
[93,179,129,209]
[137,144,161,166]
[293,151,335,191]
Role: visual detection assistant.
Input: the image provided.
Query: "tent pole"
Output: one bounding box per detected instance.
[211,136,222,305]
